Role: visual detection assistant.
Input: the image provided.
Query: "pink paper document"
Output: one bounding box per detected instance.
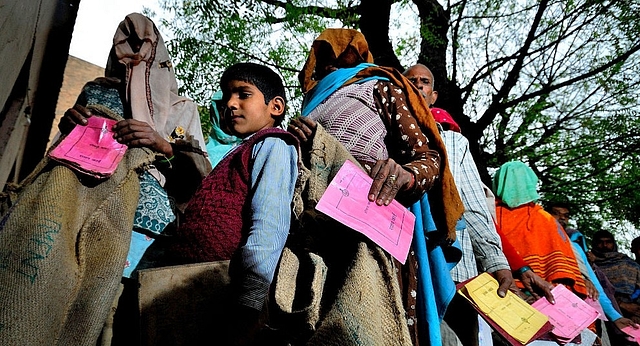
[49,116,127,178]
[621,325,640,343]
[531,284,600,343]
[315,160,415,264]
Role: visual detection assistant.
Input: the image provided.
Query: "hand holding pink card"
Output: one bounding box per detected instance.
[49,116,127,179]
[621,325,640,343]
[531,284,600,343]
[315,160,415,264]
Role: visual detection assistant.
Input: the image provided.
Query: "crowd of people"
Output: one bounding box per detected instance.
[1,12,639,346]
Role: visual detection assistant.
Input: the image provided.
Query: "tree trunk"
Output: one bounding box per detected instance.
[359,0,403,71]
[360,0,493,183]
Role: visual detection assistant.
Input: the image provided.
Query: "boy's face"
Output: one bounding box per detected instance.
[222,80,281,138]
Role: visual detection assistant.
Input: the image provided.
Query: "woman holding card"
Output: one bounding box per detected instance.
[279,28,464,346]
[57,12,211,344]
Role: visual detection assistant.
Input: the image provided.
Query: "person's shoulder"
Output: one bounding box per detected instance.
[247,127,297,145]
[259,135,297,148]
[373,79,398,92]
[442,129,468,143]
[623,254,640,267]
[252,132,298,157]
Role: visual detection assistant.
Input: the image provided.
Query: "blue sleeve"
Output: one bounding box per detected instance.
[571,242,623,321]
[236,137,298,310]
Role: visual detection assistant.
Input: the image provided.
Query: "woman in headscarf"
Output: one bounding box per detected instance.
[62,13,212,268]
[493,161,587,297]
[287,28,464,346]
[59,13,212,343]
[62,13,211,210]
[205,90,241,168]
[0,12,211,346]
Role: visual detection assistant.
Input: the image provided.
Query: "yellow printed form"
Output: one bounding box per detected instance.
[459,273,549,345]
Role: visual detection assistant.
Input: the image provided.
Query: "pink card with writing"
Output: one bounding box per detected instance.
[531,284,600,343]
[315,160,415,264]
[49,116,127,178]
[585,297,607,321]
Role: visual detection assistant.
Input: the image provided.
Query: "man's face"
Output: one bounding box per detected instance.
[593,236,616,253]
[550,206,570,229]
[404,65,438,106]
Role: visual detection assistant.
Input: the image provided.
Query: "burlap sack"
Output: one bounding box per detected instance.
[0,104,155,345]
[272,124,412,345]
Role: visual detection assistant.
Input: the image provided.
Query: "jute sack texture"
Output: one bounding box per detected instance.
[273,124,413,345]
[0,104,155,346]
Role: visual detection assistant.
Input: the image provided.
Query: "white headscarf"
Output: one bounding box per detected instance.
[106,13,206,151]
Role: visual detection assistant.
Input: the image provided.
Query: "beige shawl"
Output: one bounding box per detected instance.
[107,13,211,209]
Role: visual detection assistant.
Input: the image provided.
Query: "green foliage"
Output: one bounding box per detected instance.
[198,104,211,141]
[154,0,640,237]
[461,0,640,236]
[156,0,343,119]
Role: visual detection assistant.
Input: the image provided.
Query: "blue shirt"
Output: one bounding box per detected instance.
[236,136,298,310]
[569,231,623,321]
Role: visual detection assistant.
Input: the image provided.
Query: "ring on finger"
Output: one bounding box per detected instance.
[388,174,397,183]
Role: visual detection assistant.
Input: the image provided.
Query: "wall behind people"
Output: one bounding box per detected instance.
[0,0,79,190]
[48,56,105,149]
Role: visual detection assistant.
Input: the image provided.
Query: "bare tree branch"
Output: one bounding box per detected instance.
[202,38,301,73]
[500,43,640,109]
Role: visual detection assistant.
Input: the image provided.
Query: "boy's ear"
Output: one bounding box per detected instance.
[269,96,286,117]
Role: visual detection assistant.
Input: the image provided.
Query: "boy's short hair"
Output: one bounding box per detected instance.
[220,63,287,125]
[544,200,572,212]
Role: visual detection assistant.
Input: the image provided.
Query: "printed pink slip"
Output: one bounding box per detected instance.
[49,116,127,179]
[315,160,415,264]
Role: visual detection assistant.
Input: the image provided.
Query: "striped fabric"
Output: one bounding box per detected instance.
[496,203,587,297]
[442,130,510,282]
[307,80,389,167]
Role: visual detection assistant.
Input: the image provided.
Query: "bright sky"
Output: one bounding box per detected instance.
[68,0,161,68]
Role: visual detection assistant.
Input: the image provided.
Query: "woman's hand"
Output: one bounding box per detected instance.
[369,158,414,206]
[584,278,600,300]
[613,317,639,331]
[287,116,317,144]
[59,104,92,134]
[520,269,555,304]
[112,119,173,157]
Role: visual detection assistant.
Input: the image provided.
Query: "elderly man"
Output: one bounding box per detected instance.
[404,64,513,346]
[405,64,566,346]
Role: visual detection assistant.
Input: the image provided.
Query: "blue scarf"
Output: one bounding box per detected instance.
[207,90,241,168]
[301,63,387,116]
[411,193,461,346]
